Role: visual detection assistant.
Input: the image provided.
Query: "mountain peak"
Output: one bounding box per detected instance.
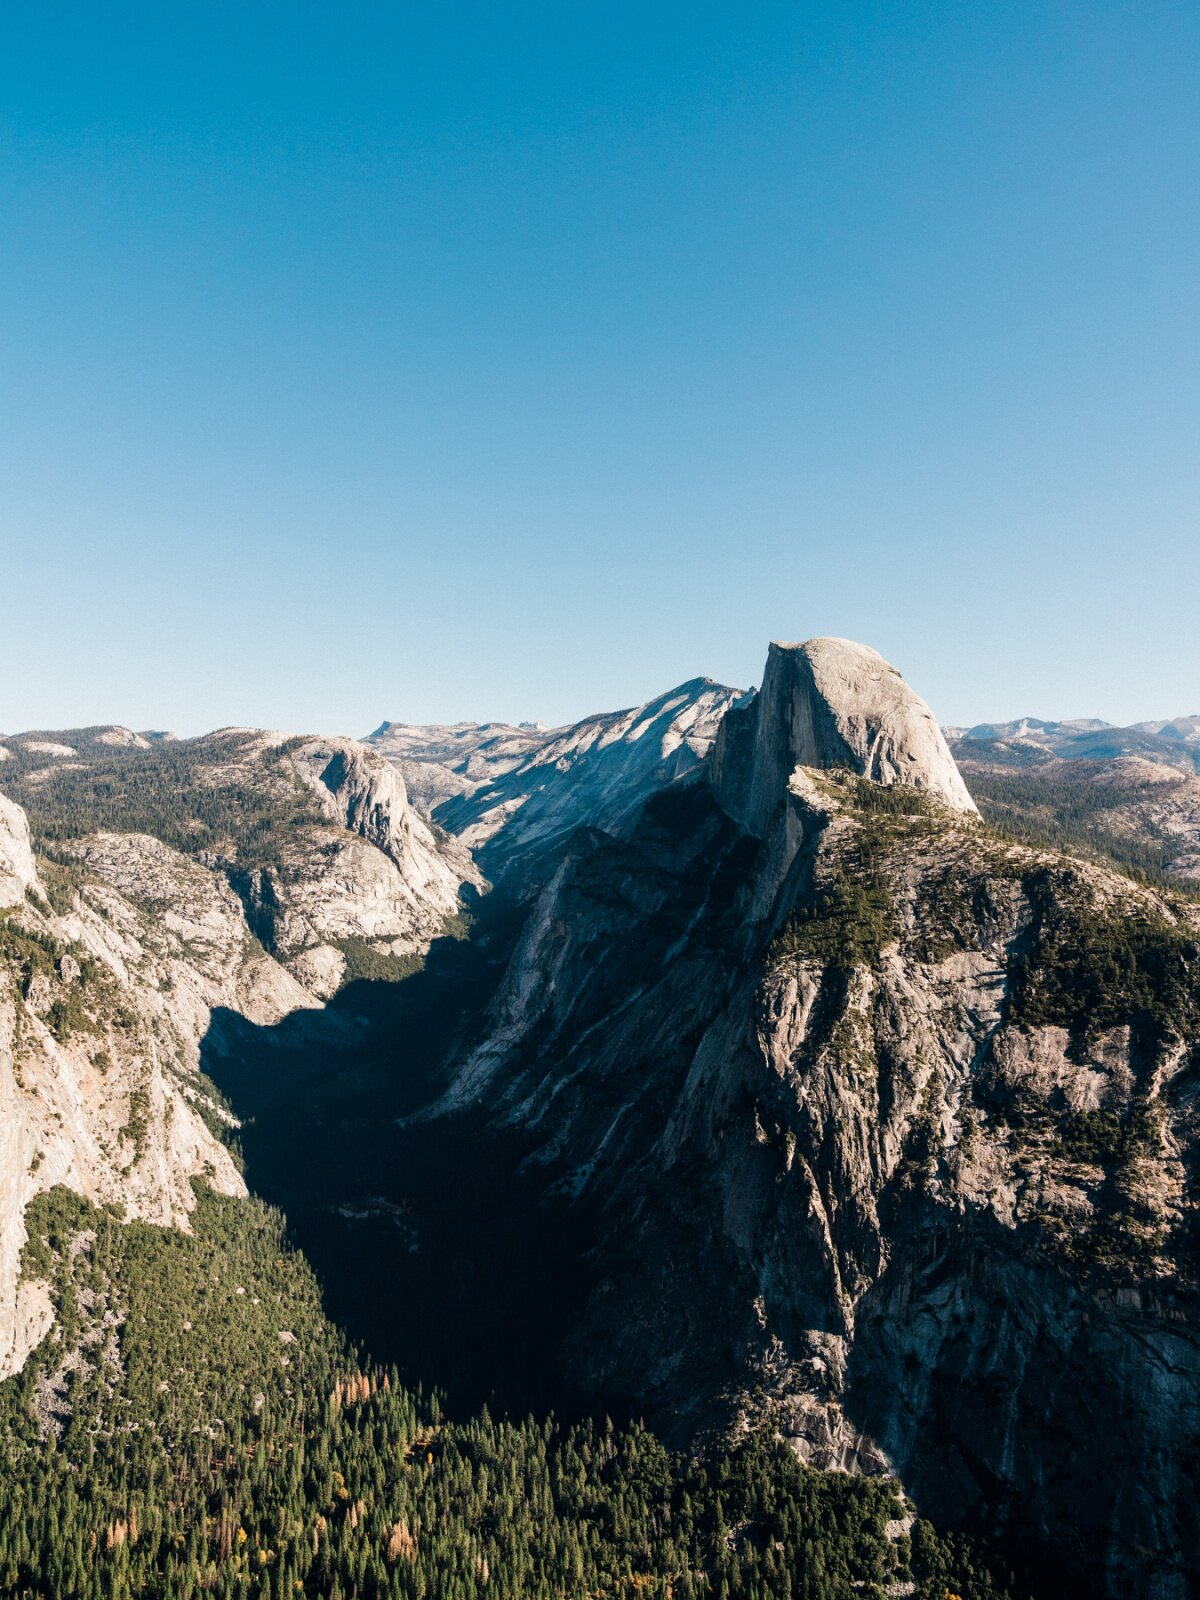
[713,636,976,834]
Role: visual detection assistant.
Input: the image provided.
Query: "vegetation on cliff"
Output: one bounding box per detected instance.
[1006,867,1200,1061]
[963,767,1184,888]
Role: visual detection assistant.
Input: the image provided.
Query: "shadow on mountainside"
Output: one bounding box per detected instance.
[199,890,602,1423]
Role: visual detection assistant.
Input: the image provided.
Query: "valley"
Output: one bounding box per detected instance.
[2,643,1198,1599]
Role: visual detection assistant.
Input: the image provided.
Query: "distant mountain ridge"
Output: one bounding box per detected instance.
[946,713,1200,771]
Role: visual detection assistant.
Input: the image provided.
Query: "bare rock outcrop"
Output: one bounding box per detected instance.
[289,736,478,906]
[404,677,745,868]
[714,638,976,838]
[0,792,39,909]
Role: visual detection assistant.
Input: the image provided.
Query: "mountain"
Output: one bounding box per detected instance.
[3,650,1199,1598]
[1130,715,1200,744]
[0,696,1019,1600]
[366,675,745,869]
[947,712,1200,886]
[714,639,976,832]
[949,716,1200,773]
[363,718,553,814]
[0,727,479,1379]
[952,717,1114,743]
[1,789,281,1380]
[0,726,479,997]
[959,752,1200,889]
[429,640,1200,1597]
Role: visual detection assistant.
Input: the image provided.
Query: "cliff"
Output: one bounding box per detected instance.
[441,640,1200,1598]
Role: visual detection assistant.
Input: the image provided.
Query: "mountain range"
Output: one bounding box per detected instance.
[1,639,1198,1599]
[947,715,1200,766]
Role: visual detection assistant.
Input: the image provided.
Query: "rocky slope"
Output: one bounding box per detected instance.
[364,719,553,815]
[1133,714,1200,745]
[0,793,38,908]
[1,726,480,998]
[439,638,1200,1599]
[0,800,299,1381]
[370,677,745,869]
[960,751,1200,889]
[0,725,479,1381]
[240,733,479,995]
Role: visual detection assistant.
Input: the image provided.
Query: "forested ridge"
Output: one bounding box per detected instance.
[962,767,1189,888]
[1,734,327,869]
[0,1186,1022,1600]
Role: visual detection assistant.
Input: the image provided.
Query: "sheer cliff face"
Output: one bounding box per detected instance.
[446,641,1200,1599]
[0,795,38,909]
[274,736,481,993]
[713,638,977,837]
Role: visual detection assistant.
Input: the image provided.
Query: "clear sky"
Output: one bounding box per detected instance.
[3,2,1198,737]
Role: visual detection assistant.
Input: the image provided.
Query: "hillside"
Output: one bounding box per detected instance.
[0,727,479,996]
[366,677,745,871]
[427,641,1200,1597]
[0,726,478,1381]
[2,651,1199,1599]
[948,716,1200,773]
[959,754,1200,889]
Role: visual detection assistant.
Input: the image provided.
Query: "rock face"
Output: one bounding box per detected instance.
[441,639,1200,1599]
[243,736,484,992]
[0,794,38,909]
[373,677,745,869]
[290,736,475,904]
[0,724,479,1371]
[714,638,976,837]
[0,818,271,1380]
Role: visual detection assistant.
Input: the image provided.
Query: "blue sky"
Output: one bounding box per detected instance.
[2,2,1198,735]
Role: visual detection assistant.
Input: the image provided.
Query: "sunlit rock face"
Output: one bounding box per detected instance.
[369,677,746,869]
[713,637,977,839]
[0,794,38,909]
[0,725,480,1370]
